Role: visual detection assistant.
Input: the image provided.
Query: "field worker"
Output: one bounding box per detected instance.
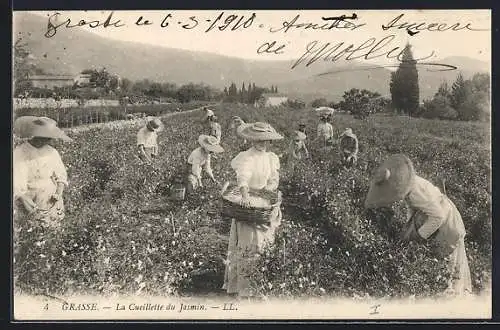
[186,135,224,193]
[298,122,307,135]
[223,122,284,299]
[364,154,472,296]
[289,130,309,161]
[339,128,359,167]
[232,116,250,151]
[316,114,334,148]
[13,116,72,229]
[13,116,72,290]
[203,107,215,122]
[137,118,162,164]
[287,130,309,172]
[207,115,222,143]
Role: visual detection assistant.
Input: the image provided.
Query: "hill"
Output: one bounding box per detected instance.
[14,12,489,102]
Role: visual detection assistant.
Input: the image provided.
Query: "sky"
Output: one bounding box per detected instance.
[26,10,491,66]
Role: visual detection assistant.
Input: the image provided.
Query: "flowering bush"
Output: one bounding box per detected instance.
[13,104,491,299]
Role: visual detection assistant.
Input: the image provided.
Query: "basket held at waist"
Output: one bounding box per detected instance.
[220,181,282,210]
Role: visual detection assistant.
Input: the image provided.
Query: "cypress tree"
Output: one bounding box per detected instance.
[389,43,420,115]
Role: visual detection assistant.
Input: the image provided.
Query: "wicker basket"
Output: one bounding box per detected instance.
[220,182,281,224]
[169,183,186,201]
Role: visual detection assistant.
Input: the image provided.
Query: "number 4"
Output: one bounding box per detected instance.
[44,303,49,310]
[370,304,381,315]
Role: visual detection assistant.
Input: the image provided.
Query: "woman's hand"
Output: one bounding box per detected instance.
[240,195,251,208]
[401,221,424,243]
[256,223,271,231]
[49,193,61,204]
[18,195,37,214]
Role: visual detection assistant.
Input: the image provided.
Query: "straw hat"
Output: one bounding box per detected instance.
[364,154,416,209]
[340,128,356,139]
[315,107,335,117]
[146,118,162,131]
[293,130,307,141]
[204,109,215,120]
[198,134,224,153]
[13,116,72,142]
[237,122,283,141]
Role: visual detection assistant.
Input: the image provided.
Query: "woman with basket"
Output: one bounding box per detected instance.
[364,154,472,296]
[13,116,72,292]
[222,122,284,299]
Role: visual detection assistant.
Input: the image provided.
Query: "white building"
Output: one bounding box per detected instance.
[255,93,288,107]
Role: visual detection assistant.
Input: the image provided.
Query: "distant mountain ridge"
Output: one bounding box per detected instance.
[14,12,490,102]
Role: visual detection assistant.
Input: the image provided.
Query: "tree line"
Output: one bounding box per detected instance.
[222,82,278,104]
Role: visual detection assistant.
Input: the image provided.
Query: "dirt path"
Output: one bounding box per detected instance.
[65,105,213,134]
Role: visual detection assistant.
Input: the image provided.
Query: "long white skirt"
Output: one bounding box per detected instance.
[222,205,282,297]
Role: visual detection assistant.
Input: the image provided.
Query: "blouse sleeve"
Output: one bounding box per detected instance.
[13,149,28,199]
[190,153,203,180]
[231,152,253,189]
[265,153,280,191]
[408,181,447,239]
[215,124,222,142]
[51,149,68,186]
[137,129,145,146]
[204,154,214,178]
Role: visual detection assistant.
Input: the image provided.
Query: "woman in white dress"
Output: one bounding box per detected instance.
[13,116,72,229]
[222,122,284,299]
[137,118,162,163]
[13,116,72,292]
[364,154,473,296]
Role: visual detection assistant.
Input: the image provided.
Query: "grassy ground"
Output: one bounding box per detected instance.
[13,105,491,299]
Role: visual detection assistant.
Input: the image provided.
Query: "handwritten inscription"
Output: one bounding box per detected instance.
[41,10,488,73]
[45,12,125,38]
[382,13,489,35]
[291,35,435,70]
[257,41,287,54]
[269,14,365,33]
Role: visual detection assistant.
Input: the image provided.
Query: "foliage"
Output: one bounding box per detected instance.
[285,99,306,110]
[14,102,213,128]
[390,44,420,116]
[338,89,387,119]
[310,98,329,108]
[13,104,491,299]
[418,73,490,122]
[13,36,39,96]
[222,82,275,104]
[421,95,458,120]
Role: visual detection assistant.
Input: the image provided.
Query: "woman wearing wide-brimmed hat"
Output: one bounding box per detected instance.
[202,107,215,122]
[13,116,72,229]
[137,118,162,163]
[207,114,222,143]
[315,109,335,149]
[13,116,72,292]
[339,128,359,168]
[186,134,224,193]
[364,154,472,296]
[222,122,284,299]
[287,130,309,173]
